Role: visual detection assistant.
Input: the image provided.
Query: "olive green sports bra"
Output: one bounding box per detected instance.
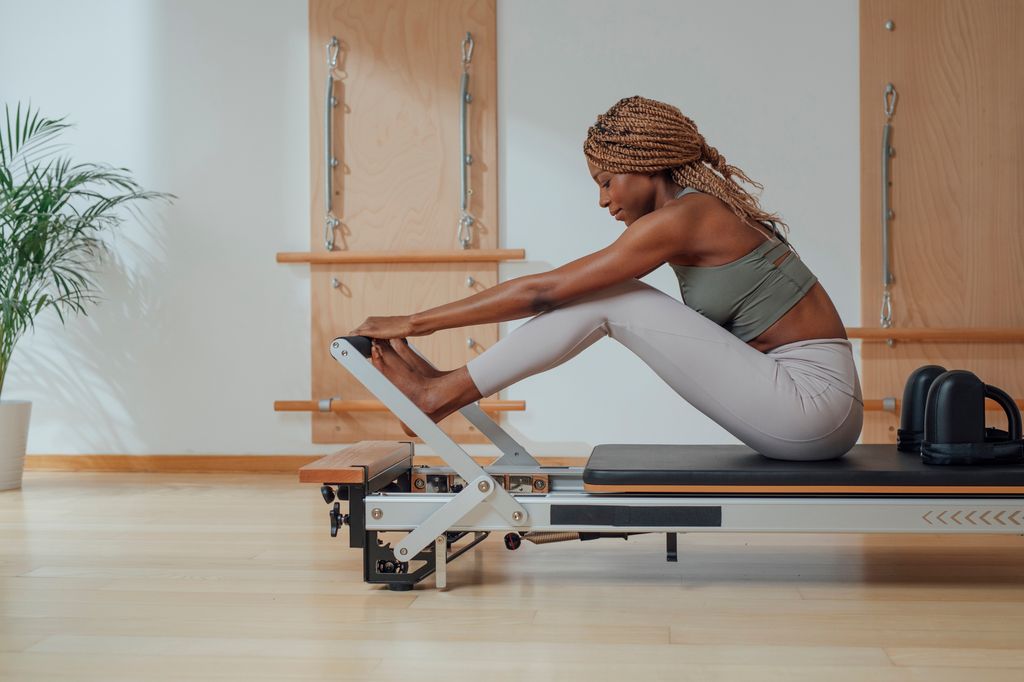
[668,186,818,342]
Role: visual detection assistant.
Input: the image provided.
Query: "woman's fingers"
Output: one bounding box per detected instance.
[346,315,414,339]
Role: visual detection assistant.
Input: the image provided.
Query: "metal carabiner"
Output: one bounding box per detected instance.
[457,213,474,249]
[324,215,339,252]
[883,82,898,120]
[461,32,474,69]
[326,36,339,69]
[880,288,893,328]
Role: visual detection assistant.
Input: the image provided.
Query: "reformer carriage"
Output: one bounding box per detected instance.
[300,336,1024,591]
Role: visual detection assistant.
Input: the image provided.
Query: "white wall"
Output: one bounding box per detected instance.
[2,0,314,455]
[496,0,861,453]
[2,0,860,456]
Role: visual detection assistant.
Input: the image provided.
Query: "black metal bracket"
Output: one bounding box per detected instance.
[365,529,490,590]
[319,466,489,589]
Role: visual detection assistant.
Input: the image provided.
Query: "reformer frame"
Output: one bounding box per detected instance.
[300,336,1024,591]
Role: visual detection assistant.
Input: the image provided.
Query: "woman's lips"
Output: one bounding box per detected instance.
[614,209,624,220]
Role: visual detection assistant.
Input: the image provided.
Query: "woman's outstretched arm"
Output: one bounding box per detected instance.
[413,204,693,333]
[352,202,694,338]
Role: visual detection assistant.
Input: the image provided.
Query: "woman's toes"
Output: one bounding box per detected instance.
[372,340,439,416]
[376,339,411,370]
[390,338,442,378]
[370,347,421,435]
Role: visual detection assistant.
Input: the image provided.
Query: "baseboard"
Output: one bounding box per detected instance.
[24,453,588,473]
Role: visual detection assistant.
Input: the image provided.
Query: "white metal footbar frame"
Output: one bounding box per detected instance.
[299,336,1024,591]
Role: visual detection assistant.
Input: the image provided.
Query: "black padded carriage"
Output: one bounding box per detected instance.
[583,444,1024,496]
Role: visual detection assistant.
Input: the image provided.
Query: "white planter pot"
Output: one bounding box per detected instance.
[0,400,32,491]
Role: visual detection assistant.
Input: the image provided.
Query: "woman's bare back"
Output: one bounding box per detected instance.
[664,192,848,353]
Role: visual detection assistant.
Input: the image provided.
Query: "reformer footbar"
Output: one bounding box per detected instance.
[301,335,1024,591]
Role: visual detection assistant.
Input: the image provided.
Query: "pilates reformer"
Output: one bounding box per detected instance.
[300,335,1024,591]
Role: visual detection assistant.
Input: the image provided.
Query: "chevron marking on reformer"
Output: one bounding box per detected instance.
[922,509,1024,527]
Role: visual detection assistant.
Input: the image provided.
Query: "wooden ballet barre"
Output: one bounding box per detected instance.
[275,399,525,414]
[276,249,525,264]
[864,398,1024,413]
[846,327,1024,343]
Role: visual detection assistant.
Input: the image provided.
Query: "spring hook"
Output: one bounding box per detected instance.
[457,213,474,249]
[884,83,898,120]
[324,215,339,252]
[880,288,893,328]
[462,32,474,69]
[326,36,339,69]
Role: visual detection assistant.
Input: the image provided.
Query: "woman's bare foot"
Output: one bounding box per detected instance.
[370,339,483,437]
[388,338,451,379]
[370,341,426,437]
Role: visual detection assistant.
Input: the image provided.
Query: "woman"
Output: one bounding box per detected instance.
[349,96,863,461]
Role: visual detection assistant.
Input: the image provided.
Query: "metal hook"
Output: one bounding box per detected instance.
[457,213,474,249]
[324,215,339,251]
[462,32,474,68]
[884,83,898,120]
[326,36,339,69]
[880,288,893,328]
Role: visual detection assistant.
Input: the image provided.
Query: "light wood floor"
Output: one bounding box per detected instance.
[2,472,1024,681]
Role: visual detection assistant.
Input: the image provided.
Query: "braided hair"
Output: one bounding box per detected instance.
[583,95,790,240]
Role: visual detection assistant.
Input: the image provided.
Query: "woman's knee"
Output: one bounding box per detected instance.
[538,279,663,332]
[557,277,656,308]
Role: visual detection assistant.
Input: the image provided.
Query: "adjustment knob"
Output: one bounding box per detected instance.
[329,502,341,537]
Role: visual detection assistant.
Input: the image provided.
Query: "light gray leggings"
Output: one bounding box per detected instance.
[466,278,864,461]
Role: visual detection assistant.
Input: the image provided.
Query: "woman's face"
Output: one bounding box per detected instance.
[587,160,660,226]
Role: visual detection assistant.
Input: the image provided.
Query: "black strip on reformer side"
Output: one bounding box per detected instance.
[550,505,722,527]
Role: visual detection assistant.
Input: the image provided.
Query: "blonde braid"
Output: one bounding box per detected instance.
[583,96,790,239]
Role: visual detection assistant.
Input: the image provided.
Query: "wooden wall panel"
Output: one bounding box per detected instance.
[860,0,1024,442]
[309,0,497,252]
[312,264,499,443]
[308,0,500,443]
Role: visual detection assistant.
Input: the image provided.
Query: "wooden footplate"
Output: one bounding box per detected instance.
[299,440,413,485]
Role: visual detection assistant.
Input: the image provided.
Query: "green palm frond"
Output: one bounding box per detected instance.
[0,102,175,397]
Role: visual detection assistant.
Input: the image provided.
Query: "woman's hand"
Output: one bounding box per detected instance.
[348,314,418,340]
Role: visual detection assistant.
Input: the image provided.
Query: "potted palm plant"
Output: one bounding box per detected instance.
[0,103,173,490]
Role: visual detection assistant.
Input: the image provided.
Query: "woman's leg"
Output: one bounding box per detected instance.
[461,278,862,461]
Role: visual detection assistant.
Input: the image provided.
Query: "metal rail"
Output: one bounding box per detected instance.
[880,83,898,327]
[457,32,475,249]
[324,36,340,250]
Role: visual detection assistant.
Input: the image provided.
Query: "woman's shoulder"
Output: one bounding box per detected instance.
[662,190,776,265]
